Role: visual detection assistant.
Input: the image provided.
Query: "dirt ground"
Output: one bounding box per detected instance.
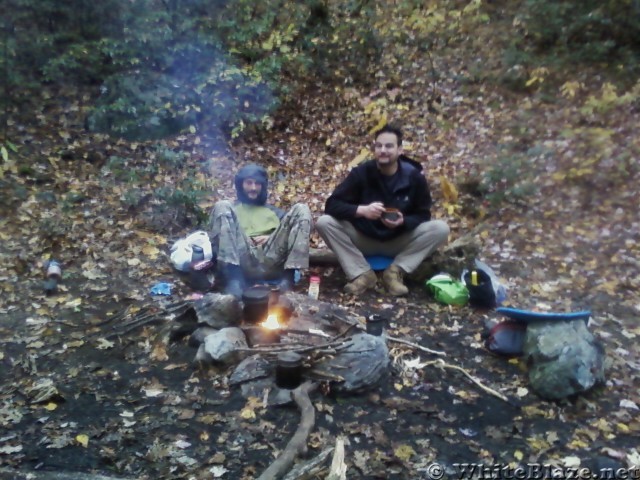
[1,257,639,479]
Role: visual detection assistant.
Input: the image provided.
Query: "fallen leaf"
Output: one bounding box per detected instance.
[394,444,415,462]
[76,434,89,448]
[96,338,115,350]
[210,465,228,478]
[44,402,57,411]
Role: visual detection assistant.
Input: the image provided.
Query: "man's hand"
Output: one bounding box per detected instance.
[356,202,385,220]
[251,235,269,246]
[381,212,404,229]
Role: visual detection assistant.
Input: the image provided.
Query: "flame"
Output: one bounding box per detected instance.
[261,314,281,330]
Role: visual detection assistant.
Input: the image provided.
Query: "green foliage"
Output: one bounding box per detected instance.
[479,145,547,208]
[515,0,640,66]
[4,0,387,140]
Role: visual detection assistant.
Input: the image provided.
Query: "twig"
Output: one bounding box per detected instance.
[257,381,318,480]
[424,358,512,405]
[326,437,347,480]
[386,335,446,356]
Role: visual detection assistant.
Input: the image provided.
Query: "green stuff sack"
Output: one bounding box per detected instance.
[426,274,469,306]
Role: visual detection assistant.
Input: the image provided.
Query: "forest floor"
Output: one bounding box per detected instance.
[1,19,640,480]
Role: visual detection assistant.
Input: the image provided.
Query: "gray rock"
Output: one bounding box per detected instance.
[229,355,272,386]
[523,320,605,400]
[189,326,218,347]
[203,327,248,365]
[312,333,390,393]
[193,293,242,328]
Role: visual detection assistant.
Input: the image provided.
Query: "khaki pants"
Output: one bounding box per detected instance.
[316,215,449,280]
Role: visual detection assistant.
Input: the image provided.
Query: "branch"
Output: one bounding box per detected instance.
[425,358,513,405]
[257,381,318,480]
[386,335,446,356]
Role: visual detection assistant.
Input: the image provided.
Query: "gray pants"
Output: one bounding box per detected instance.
[209,201,312,279]
[316,215,449,280]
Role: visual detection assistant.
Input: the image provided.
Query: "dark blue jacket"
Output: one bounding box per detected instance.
[324,156,432,240]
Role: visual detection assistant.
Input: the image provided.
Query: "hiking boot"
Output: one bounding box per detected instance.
[344,270,377,295]
[382,264,409,296]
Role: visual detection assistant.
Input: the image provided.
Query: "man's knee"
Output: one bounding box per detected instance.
[417,219,450,244]
[315,214,338,235]
[290,203,312,221]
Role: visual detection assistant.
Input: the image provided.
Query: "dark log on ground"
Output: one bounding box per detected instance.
[257,382,318,480]
[310,232,480,281]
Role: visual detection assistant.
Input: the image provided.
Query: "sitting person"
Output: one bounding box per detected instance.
[209,164,312,298]
[316,124,449,296]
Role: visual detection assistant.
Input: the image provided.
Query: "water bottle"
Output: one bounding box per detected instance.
[308,276,320,300]
[44,260,62,295]
[189,245,210,292]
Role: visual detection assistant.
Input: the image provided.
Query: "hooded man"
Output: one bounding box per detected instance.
[208,164,312,298]
[316,125,449,296]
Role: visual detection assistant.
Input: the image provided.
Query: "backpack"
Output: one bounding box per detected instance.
[425,274,469,306]
[485,320,527,356]
[462,260,507,309]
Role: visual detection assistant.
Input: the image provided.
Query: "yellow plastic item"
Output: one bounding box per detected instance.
[471,270,478,286]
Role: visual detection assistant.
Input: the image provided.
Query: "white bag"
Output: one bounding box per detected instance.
[170,231,213,272]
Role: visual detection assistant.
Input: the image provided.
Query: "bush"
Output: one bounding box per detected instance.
[517,0,640,64]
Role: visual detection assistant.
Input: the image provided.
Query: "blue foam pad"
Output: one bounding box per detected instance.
[365,255,394,271]
[496,307,591,324]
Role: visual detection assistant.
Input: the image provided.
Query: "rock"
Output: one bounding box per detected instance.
[202,327,248,364]
[189,326,218,347]
[523,320,605,400]
[193,293,242,328]
[229,355,272,386]
[312,333,390,393]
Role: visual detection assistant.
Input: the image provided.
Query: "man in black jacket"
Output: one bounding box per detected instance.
[316,125,449,295]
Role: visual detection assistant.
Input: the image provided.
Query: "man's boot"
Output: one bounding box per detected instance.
[278,269,296,292]
[382,264,409,296]
[223,264,244,299]
[345,270,377,295]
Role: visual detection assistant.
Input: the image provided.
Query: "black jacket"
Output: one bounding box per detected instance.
[324,156,432,240]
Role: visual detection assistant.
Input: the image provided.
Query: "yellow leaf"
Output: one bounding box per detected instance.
[616,423,630,433]
[44,402,57,411]
[368,111,388,134]
[189,125,196,134]
[394,383,403,391]
[142,245,160,259]
[440,175,459,203]
[349,148,370,168]
[1,146,8,162]
[394,444,416,462]
[240,408,256,420]
[514,450,523,461]
[76,434,89,448]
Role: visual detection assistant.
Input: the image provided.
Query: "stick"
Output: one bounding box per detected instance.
[386,335,446,356]
[326,437,347,480]
[425,359,512,404]
[281,446,333,480]
[257,382,318,480]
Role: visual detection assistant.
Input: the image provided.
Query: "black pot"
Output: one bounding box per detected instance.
[366,314,386,336]
[275,352,304,390]
[242,286,270,325]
